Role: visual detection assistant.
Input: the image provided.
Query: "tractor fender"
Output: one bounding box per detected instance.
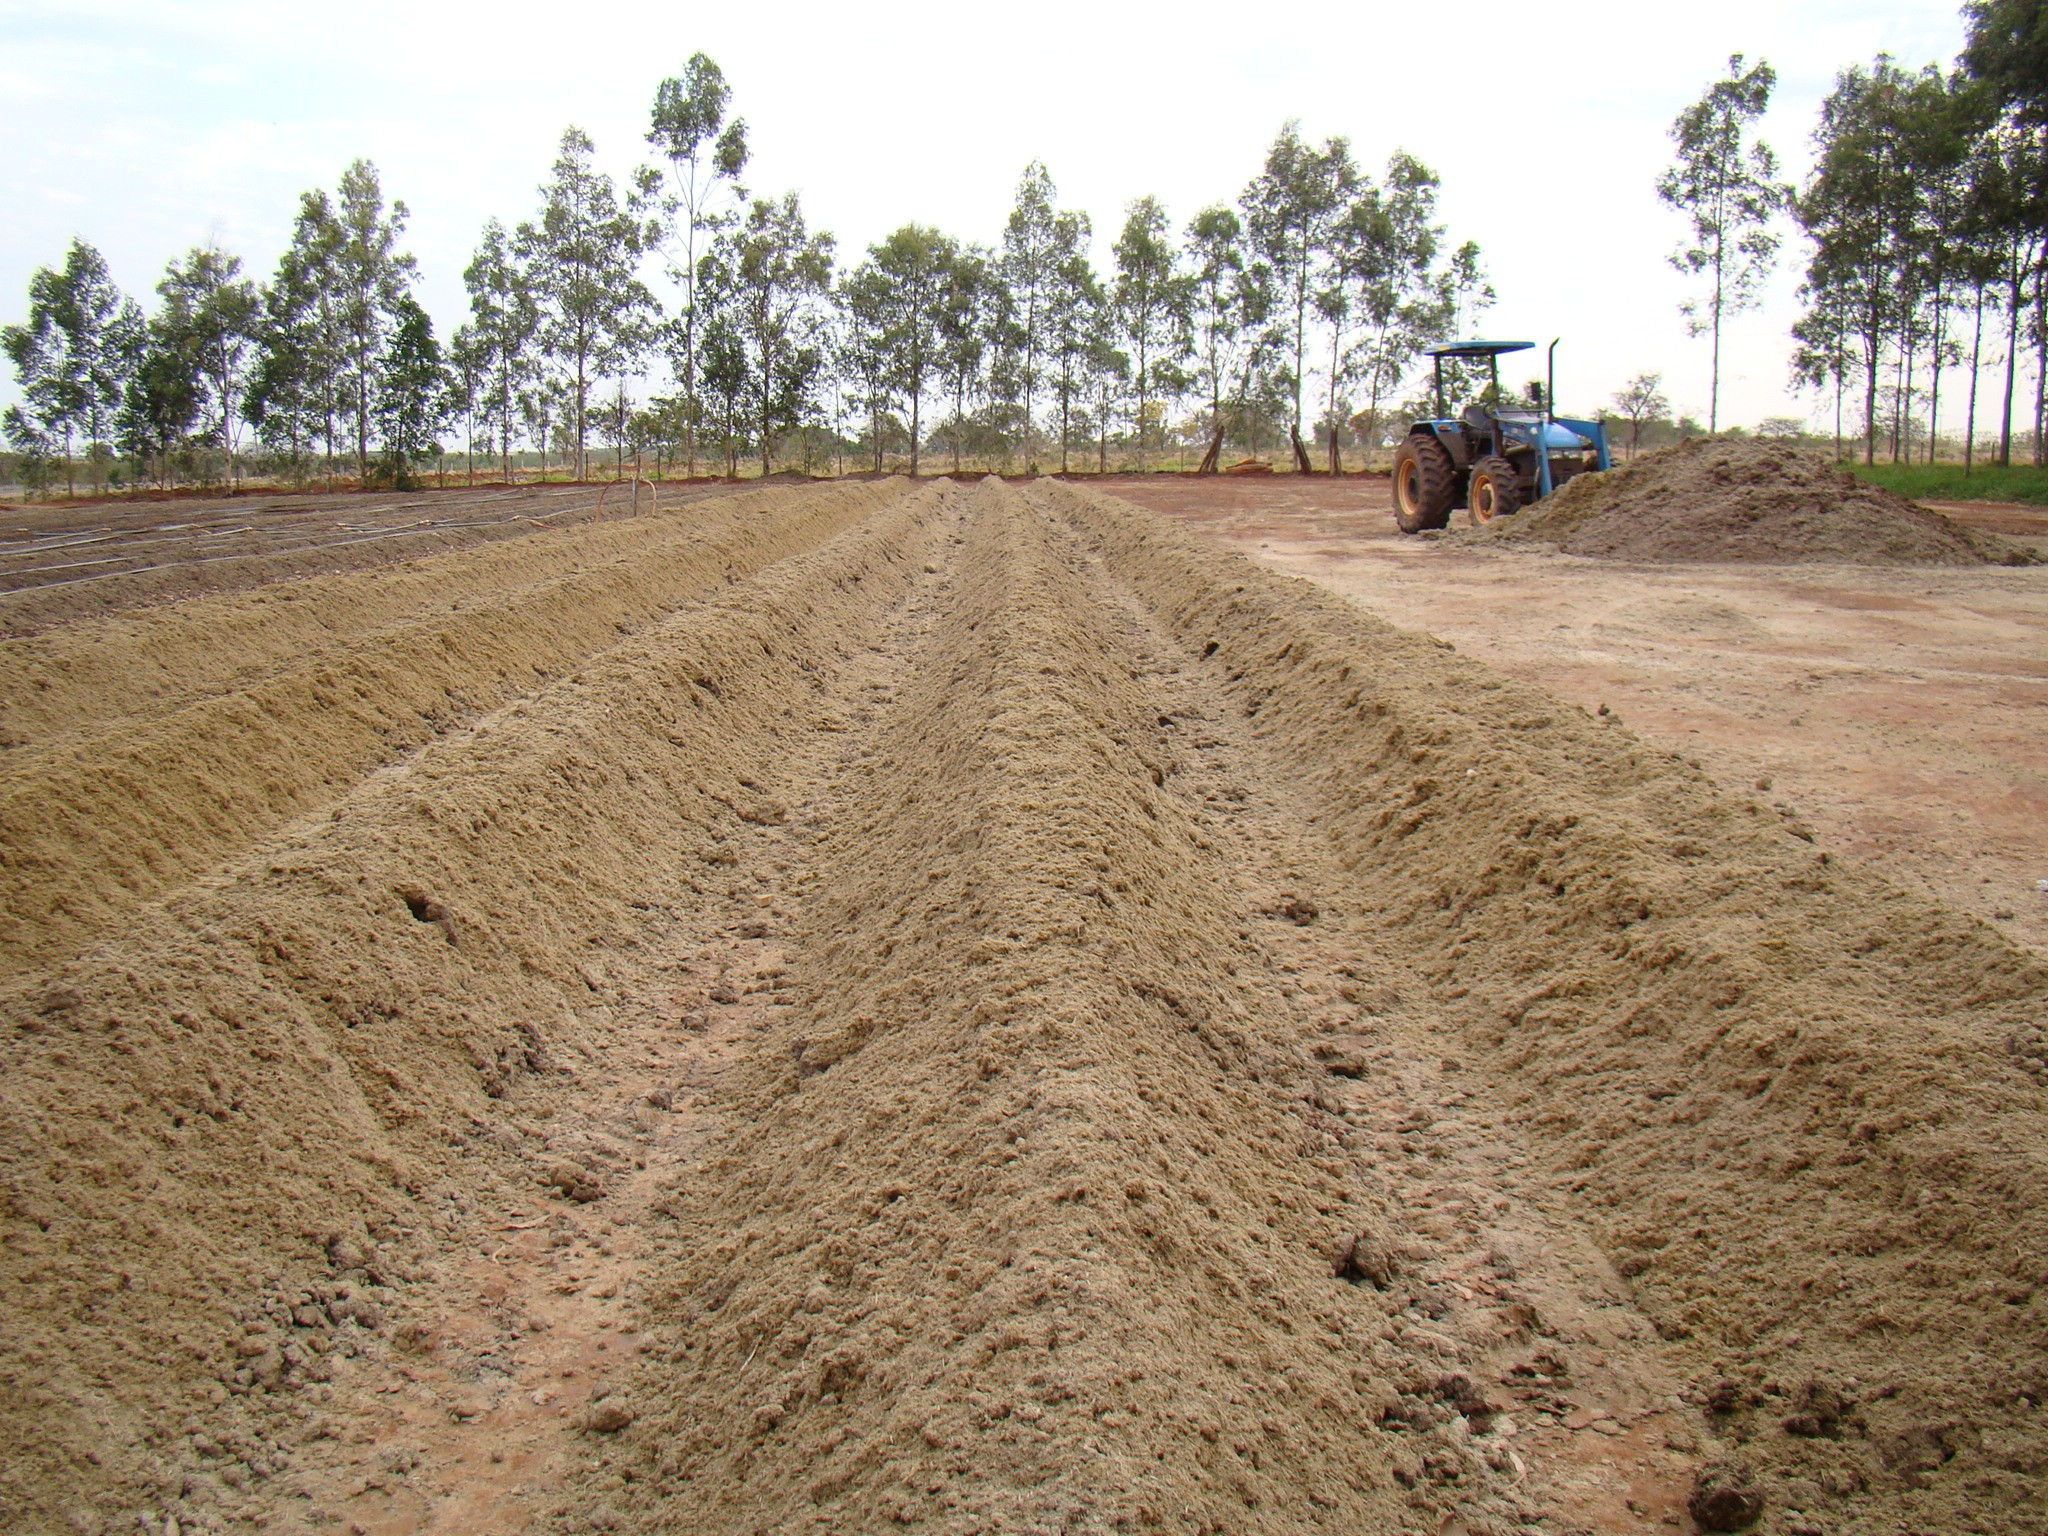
[1410,421,1472,473]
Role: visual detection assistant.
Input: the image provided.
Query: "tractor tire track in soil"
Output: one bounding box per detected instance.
[3,478,2046,1536]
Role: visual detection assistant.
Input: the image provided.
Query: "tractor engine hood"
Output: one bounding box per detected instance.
[1497,414,1592,451]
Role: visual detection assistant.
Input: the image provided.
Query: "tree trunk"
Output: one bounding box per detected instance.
[1965,283,1984,473]
[1059,381,1070,474]
[1197,424,1225,475]
[953,378,965,476]
[1926,269,1944,464]
[356,359,368,485]
[2034,247,2046,469]
[760,331,775,479]
[1709,280,1722,434]
[1833,371,1843,464]
[576,353,588,481]
[2000,250,2021,467]
[909,386,920,478]
[1289,423,1312,474]
[1895,330,1911,465]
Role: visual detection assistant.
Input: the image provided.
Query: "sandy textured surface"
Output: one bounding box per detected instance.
[2,476,2045,1536]
[1111,475,2048,953]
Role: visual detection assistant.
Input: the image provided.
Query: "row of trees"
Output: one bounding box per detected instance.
[1653,0,2047,467]
[3,55,1494,494]
[2,163,446,495]
[1793,0,2046,469]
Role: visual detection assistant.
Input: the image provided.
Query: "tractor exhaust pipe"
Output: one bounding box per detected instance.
[1546,339,1558,439]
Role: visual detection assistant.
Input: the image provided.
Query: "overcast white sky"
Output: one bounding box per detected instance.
[1,0,1971,432]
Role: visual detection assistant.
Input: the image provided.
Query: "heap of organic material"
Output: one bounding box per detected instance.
[1464,437,2035,565]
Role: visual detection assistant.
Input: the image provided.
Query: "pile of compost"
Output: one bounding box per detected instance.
[1464,437,2036,565]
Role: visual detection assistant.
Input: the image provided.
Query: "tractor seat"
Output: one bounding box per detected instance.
[1460,404,1491,431]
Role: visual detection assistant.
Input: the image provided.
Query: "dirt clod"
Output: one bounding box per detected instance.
[580,1400,636,1433]
[1689,1462,1765,1530]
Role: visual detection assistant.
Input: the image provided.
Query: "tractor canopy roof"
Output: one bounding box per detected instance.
[1422,339,1536,359]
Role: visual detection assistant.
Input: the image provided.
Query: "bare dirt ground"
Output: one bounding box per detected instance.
[0,481,750,637]
[3,476,2046,1536]
[1109,474,2048,952]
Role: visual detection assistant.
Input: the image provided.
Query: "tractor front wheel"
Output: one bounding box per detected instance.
[1392,436,1455,533]
[1467,456,1521,525]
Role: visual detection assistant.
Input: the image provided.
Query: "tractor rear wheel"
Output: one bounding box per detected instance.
[1391,435,1455,533]
[1467,456,1521,525]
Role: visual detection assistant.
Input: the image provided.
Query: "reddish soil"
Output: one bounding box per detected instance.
[1111,474,2048,952]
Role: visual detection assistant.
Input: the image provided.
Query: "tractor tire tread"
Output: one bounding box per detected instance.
[1392,436,1456,534]
[1467,455,1521,526]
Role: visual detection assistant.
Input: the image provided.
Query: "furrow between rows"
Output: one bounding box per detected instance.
[610,478,1504,1533]
[0,481,946,1528]
[1046,479,2048,1534]
[0,482,759,750]
[0,479,908,975]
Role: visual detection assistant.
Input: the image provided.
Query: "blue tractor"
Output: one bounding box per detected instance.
[1389,339,1612,533]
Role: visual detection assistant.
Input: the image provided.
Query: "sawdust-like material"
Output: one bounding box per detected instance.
[0,483,940,1528]
[1460,437,2038,565]
[9,469,2047,1535]
[0,482,752,637]
[1053,478,2048,1533]
[604,479,1479,1533]
[0,480,904,974]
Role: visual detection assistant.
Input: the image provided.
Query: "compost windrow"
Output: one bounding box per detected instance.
[1456,436,2037,565]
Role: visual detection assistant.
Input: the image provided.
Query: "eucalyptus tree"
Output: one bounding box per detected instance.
[520,127,659,480]
[158,245,259,483]
[1043,210,1099,473]
[709,192,834,475]
[2,239,140,494]
[1334,153,1450,466]
[449,324,484,483]
[1086,300,1131,474]
[1790,277,1857,459]
[1894,69,1983,462]
[114,314,198,488]
[1112,196,1189,469]
[694,281,751,475]
[519,383,556,481]
[374,295,450,486]
[1657,55,1791,433]
[1001,162,1064,465]
[934,244,993,474]
[329,160,419,481]
[1243,122,1359,469]
[247,189,343,480]
[1184,206,1278,472]
[1962,0,2048,464]
[648,53,750,474]
[461,218,538,483]
[1796,58,1923,463]
[1185,206,1245,466]
[595,381,637,478]
[838,261,893,469]
[1954,111,2039,465]
[850,224,955,474]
